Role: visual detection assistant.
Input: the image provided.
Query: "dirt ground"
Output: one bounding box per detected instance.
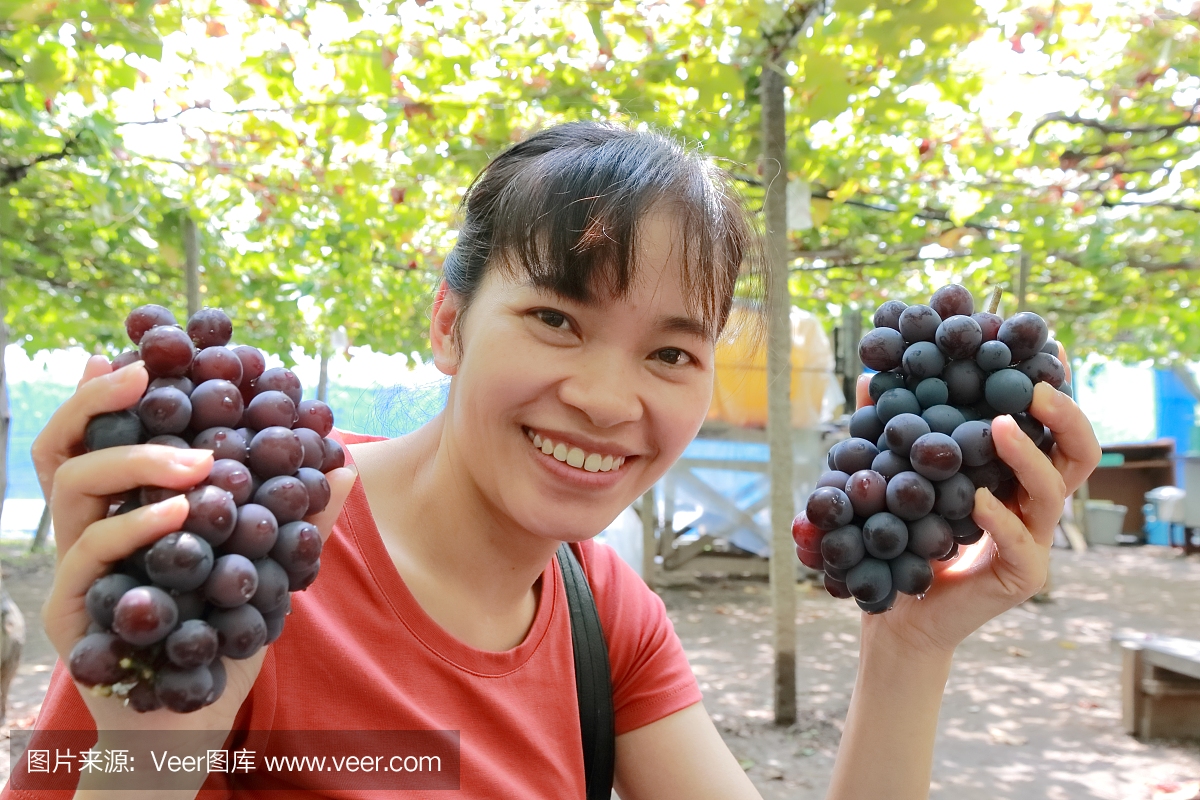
[2,544,1199,799]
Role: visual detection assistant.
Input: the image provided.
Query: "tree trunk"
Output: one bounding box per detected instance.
[31,503,51,553]
[0,293,9,528]
[184,216,201,318]
[317,348,330,404]
[762,60,797,727]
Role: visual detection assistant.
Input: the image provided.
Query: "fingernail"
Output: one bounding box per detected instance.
[176,449,213,466]
[116,360,146,376]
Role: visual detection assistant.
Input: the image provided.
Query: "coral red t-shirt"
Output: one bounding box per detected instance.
[4,431,701,798]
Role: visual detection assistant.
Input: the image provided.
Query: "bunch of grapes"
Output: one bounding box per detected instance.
[793,284,1067,614]
[69,305,345,713]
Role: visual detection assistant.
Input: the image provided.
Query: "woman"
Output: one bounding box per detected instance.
[16,121,1100,799]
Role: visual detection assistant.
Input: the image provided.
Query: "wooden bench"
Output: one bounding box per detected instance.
[1114,633,1200,740]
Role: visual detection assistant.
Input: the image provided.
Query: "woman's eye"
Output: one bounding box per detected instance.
[655,348,691,366]
[535,310,570,330]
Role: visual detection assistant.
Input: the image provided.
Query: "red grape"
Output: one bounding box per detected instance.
[885,471,936,521]
[145,532,214,592]
[190,379,244,430]
[321,437,346,471]
[140,325,195,378]
[819,524,865,571]
[192,426,248,463]
[250,558,290,614]
[206,459,254,505]
[138,387,192,436]
[112,586,179,646]
[858,328,905,371]
[112,350,142,370]
[191,346,244,384]
[972,311,1002,342]
[249,427,304,478]
[872,299,907,330]
[244,390,298,430]
[805,486,854,531]
[295,467,331,516]
[204,554,259,608]
[997,311,1049,361]
[156,664,214,713]
[184,485,238,546]
[254,475,310,524]
[845,469,887,518]
[929,284,974,319]
[165,619,219,669]
[187,308,233,348]
[271,521,323,574]
[295,400,334,437]
[68,633,131,687]
[232,345,267,393]
[207,604,268,659]
[126,304,176,345]
[791,512,825,552]
[909,433,963,482]
[253,367,303,405]
[85,573,141,630]
[225,504,279,560]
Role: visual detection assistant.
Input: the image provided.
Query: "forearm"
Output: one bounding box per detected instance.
[826,620,954,800]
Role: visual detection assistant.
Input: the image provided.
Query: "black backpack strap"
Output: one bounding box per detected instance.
[557,542,615,800]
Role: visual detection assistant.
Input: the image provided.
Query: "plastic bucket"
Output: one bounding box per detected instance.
[1085,501,1128,546]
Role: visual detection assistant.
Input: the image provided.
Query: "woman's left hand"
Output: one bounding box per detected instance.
[856,350,1102,655]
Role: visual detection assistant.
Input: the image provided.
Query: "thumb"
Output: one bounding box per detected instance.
[307,465,357,543]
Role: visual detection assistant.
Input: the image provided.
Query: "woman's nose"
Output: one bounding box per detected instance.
[557,351,643,429]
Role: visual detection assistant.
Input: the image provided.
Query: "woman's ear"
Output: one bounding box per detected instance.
[430,281,462,376]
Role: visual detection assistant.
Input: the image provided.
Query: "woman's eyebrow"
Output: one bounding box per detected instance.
[659,315,712,341]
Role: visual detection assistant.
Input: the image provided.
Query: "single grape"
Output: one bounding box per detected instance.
[972,312,1002,343]
[207,658,228,705]
[125,304,176,345]
[156,663,215,713]
[904,373,922,392]
[1016,352,1066,388]
[997,311,1049,362]
[249,427,305,478]
[961,460,1012,493]
[183,485,238,546]
[885,471,936,521]
[862,512,908,560]
[127,679,163,712]
[930,284,974,318]
[846,558,893,604]
[875,388,921,423]
[883,413,930,459]
[140,486,182,506]
[937,315,984,361]
[271,520,323,573]
[149,376,195,394]
[1058,381,1073,399]
[1012,412,1046,447]
[833,438,879,474]
[873,300,907,330]
[975,340,1011,372]
[253,367,303,406]
[112,350,142,370]
[68,632,131,687]
[232,345,267,393]
[845,470,887,518]
[856,587,898,615]
[914,378,949,410]
[955,405,980,422]
[145,532,214,592]
[859,328,906,372]
[186,308,233,348]
[868,371,906,402]
[791,513,826,552]
[244,390,298,431]
[85,573,141,630]
[1039,426,1056,456]
[224,504,280,560]
[898,304,941,343]
[287,560,320,591]
[952,420,995,467]
[907,514,954,559]
[174,589,206,622]
[165,619,219,669]
[848,406,884,443]
[984,368,1034,414]
[876,431,888,452]
[824,573,852,599]
[207,604,268,659]
[250,558,290,614]
[949,515,984,545]
[254,475,310,524]
[112,586,179,647]
[140,325,195,378]
[121,545,152,583]
[206,459,254,505]
[192,426,248,464]
[190,379,245,430]
[147,434,190,449]
[1041,337,1060,356]
[295,467,331,516]
[797,547,825,571]
[294,427,326,470]
[871,450,911,480]
[934,473,976,520]
[85,410,143,451]
[295,400,335,438]
[943,359,986,405]
[190,346,244,385]
[819,524,866,571]
[909,432,963,482]
[815,470,851,490]
[204,553,260,608]
[264,607,289,644]
[823,563,847,581]
[889,552,934,596]
[136,387,191,437]
[902,341,945,380]
[922,404,966,436]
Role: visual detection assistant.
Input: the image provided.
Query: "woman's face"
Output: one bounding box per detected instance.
[434,213,717,543]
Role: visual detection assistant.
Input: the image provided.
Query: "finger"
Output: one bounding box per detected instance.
[31,361,150,498]
[856,374,872,409]
[992,414,1065,547]
[1056,342,1072,385]
[50,446,213,557]
[307,466,357,543]
[970,488,1048,599]
[78,355,113,389]
[42,495,191,655]
[1026,382,1101,495]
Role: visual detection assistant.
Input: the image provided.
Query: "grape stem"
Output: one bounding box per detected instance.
[986,286,1003,315]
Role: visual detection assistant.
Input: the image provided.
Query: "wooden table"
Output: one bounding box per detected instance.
[1114,632,1200,740]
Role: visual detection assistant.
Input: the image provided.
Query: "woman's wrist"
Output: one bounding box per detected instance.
[859,613,957,671]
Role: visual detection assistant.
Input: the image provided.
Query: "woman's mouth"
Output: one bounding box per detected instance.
[523,428,626,473]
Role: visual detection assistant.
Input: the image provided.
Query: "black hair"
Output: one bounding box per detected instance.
[442,121,755,343]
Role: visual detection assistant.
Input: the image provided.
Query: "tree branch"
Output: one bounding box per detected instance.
[758,0,831,63]
[0,137,78,188]
[1030,112,1200,142]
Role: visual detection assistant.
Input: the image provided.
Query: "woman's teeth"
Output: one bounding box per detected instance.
[529,431,624,473]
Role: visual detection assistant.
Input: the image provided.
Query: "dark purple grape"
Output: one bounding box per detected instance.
[112,350,142,370]
[156,663,214,713]
[816,470,851,490]
[984,368,1034,414]
[952,420,995,467]
[149,376,195,394]
[955,404,980,422]
[885,471,936,521]
[233,345,267,393]
[249,427,305,478]
[976,340,1012,372]
[914,378,948,410]
[287,560,320,591]
[85,573,140,629]
[186,308,233,349]
[934,473,976,520]
[320,437,346,471]
[873,300,907,330]
[823,563,847,581]
[294,428,325,470]
[904,372,923,391]
[140,486,183,506]
[898,304,941,343]
[264,607,288,644]
[205,553,259,608]
[183,485,238,546]
[165,619,219,669]
[1016,352,1066,388]
[137,387,191,436]
[1039,426,1055,455]
[859,328,906,372]
[190,379,245,430]
[254,475,310,524]
[192,426,248,464]
[935,315,983,360]
[1058,381,1073,398]
[128,679,163,712]
[922,404,966,436]
[244,391,298,431]
[833,438,879,474]
[295,467,331,516]
[145,532,214,592]
[902,341,945,380]
[68,633,131,687]
[85,410,143,451]
[253,367,303,406]
[809,487,855,534]
[122,545,152,583]
[824,573,852,599]
[1041,337,1060,356]
[845,470,887,518]
[111,496,142,516]
[846,557,892,604]
[225,504,279,560]
[909,433,963,482]
[907,514,954,559]
[112,586,179,646]
[147,434,190,448]
[190,346,243,385]
[271,520,323,573]
[126,304,176,345]
[862,512,908,560]
[889,552,933,596]
[884,413,930,459]
[876,431,888,452]
[875,388,921,423]
[868,371,906,402]
[207,604,268,659]
[961,460,1012,492]
[250,558,290,614]
[140,325,195,378]
[207,658,228,705]
[998,311,1048,362]
[1012,412,1046,446]
[943,359,986,405]
[295,400,335,438]
[819,524,865,571]
[972,312,1002,343]
[930,285,974,319]
[871,450,911,480]
[849,406,884,442]
[174,590,206,622]
[939,542,961,561]
[207,459,254,505]
[857,587,897,614]
[994,479,1018,502]
[950,515,984,545]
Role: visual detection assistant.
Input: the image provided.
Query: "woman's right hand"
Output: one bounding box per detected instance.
[31,355,355,735]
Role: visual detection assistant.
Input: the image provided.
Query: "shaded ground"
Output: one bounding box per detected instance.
[2,543,1198,799]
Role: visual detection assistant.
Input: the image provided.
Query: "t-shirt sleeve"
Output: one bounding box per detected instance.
[578,541,702,736]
